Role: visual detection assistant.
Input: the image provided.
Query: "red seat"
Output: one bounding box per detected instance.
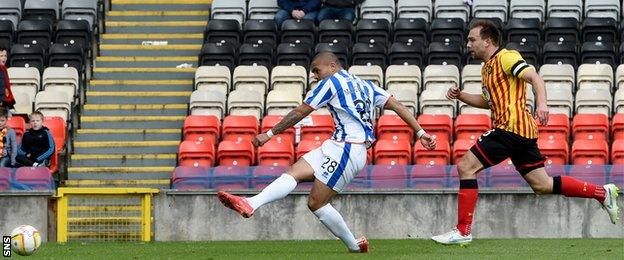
[0,167,10,190]
[377,115,414,144]
[374,139,411,165]
[538,114,570,141]
[572,114,609,141]
[212,166,250,189]
[300,115,335,142]
[613,113,624,140]
[44,116,66,152]
[252,166,287,189]
[413,138,451,165]
[7,116,26,143]
[369,165,408,188]
[258,138,295,167]
[15,167,53,190]
[49,151,58,174]
[417,114,452,142]
[217,140,255,166]
[454,114,491,141]
[410,165,446,188]
[571,139,609,165]
[222,115,259,142]
[171,166,210,190]
[261,115,295,145]
[612,139,624,164]
[537,136,569,165]
[178,140,216,167]
[452,139,476,164]
[296,140,322,159]
[183,115,220,144]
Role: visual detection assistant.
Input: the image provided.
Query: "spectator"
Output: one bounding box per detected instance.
[275,0,321,27]
[0,108,16,167]
[0,45,15,113]
[16,112,54,167]
[316,0,364,23]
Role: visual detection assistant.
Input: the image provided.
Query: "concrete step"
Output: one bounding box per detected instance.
[73,140,180,154]
[101,33,204,45]
[107,10,210,22]
[89,79,193,92]
[75,129,182,141]
[68,166,174,180]
[111,0,212,11]
[65,179,170,188]
[105,21,207,33]
[80,115,185,129]
[100,44,202,56]
[95,56,198,68]
[93,67,196,79]
[86,91,191,104]
[82,104,188,116]
[70,154,177,167]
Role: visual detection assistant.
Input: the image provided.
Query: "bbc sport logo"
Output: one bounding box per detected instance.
[2,236,10,257]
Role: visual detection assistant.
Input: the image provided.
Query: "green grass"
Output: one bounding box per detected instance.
[13,239,624,259]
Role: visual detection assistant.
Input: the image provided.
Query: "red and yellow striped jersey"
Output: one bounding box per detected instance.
[480,48,538,139]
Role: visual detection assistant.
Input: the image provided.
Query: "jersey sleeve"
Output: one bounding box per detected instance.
[304,77,335,109]
[368,81,390,108]
[500,50,533,78]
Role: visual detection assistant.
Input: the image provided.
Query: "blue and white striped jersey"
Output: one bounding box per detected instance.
[304,69,390,144]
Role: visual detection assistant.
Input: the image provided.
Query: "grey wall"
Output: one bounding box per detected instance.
[0,192,52,242]
[154,191,624,241]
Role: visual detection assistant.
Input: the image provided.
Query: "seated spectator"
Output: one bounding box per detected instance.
[0,108,16,167]
[316,0,364,22]
[275,0,321,27]
[16,112,54,167]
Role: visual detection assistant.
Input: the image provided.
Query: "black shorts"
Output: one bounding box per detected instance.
[469,128,545,176]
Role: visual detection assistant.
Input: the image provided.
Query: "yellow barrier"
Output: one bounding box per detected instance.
[55,188,159,243]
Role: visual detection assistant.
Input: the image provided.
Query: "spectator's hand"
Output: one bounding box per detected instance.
[291,10,301,19]
[1,150,6,157]
[535,103,549,125]
[26,153,31,158]
[10,160,15,166]
[419,133,437,150]
[446,83,461,100]
[252,133,272,147]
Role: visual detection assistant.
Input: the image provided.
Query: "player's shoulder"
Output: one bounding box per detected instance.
[498,48,524,61]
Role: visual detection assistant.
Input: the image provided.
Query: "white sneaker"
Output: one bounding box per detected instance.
[431,228,472,245]
[601,184,621,224]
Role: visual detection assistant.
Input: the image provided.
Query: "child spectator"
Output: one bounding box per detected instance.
[0,108,16,167]
[16,112,54,167]
[0,44,15,113]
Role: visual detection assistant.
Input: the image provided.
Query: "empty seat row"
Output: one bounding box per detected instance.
[0,166,53,190]
[0,19,92,53]
[0,0,98,29]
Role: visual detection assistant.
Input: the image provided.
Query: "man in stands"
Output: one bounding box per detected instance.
[316,0,363,23]
[432,20,620,245]
[218,52,437,253]
[16,111,54,167]
[275,0,321,27]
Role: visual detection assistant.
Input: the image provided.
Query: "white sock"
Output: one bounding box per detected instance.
[247,174,297,211]
[313,203,359,252]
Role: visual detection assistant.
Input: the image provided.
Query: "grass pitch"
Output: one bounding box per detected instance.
[15,239,624,259]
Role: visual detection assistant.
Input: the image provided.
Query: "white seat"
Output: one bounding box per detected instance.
[510,0,545,22]
[8,67,40,103]
[472,0,508,22]
[577,64,613,92]
[248,0,279,20]
[384,88,417,116]
[385,65,421,94]
[227,88,265,119]
[360,0,396,23]
[189,89,227,120]
[575,88,612,116]
[459,83,491,116]
[348,65,384,87]
[434,0,470,22]
[271,65,306,96]
[461,64,482,86]
[540,64,575,94]
[615,64,624,90]
[266,90,302,115]
[42,67,79,105]
[615,88,624,113]
[195,65,231,96]
[546,87,574,117]
[397,0,432,22]
[12,91,32,115]
[420,87,456,117]
[423,64,459,91]
[233,65,269,95]
[547,0,582,21]
[585,0,620,21]
[211,0,247,26]
[34,90,71,121]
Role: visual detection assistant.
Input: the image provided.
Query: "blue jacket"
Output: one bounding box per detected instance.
[278,0,321,13]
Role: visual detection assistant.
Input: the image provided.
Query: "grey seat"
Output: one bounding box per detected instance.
[547,0,582,22]
[510,0,545,22]
[61,0,98,29]
[248,0,278,20]
[585,0,620,21]
[360,0,396,23]
[472,0,508,22]
[211,0,247,27]
[0,0,22,30]
[434,0,470,22]
[397,0,432,22]
[23,0,58,25]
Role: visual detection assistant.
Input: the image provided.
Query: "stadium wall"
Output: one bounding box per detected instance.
[0,192,53,241]
[154,191,624,241]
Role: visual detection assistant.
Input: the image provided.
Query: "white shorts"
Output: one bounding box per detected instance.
[302,139,367,192]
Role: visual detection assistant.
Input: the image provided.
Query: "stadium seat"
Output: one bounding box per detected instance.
[296,139,322,159]
[195,66,231,96]
[0,167,10,191]
[252,165,287,189]
[23,0,58,25]
[348,65,384,87]
[281,19,316,46]
[377,115,414,143]
[419,87,456,118]
[454,114,491,141]
[355,19,391,46]
[540,64,575,95]
[178,140,216,167]
[189,90,227,119]
[217,140,255,166]
[8,67,40,103]
[199,43,237,71]
[542,41,578,68]
[617,64,624,90]
[505,42,540,68]
[571,139,609,165]
[55,20,91,51]
[227,88,265,119]
[584,0,620,21]
[546,86,574,117]
[427,41,463,67]
[276,42,312,69]
[582,18,618,44]
[0,20,13,48]
[7,116,26,143]
[212,166,250,189]
[43,116,66,153]
[61,0,98,29]
[257,138,294,167]
[572,114,609,141]
[17,19,52,51]
[423,65,459,91]
[374,139,411,165]
[183,115,221,143]
[300,115,335,142]
[417,114,452,142]
[42,67,79,104]
[547,0,582,21]
[222,115,259,142]
[574,88,612,116]
[538,136,568,165]
[393,18,427,45]
[262,115,295,145]
[613,113,624,140]
[396,0,432,22]
[472,0,508,22]
[211,0,247,26]
[488,164,528,188]
[410,164,446,188]
[360,0,395,23]
[458,84,491,116]
[568,164,608,185]
[351,43,387,69]
[452,138,476,164]
[615,86,624,114]
[15,166,52,190]
[34,90,71,121]
[388,42,425,67]
[171,166,210,190]
[434,0,470,22]
[544,18,579,44]
[577,63,613,92]
[318,19,353,47]
[243,19,277,46]
[266,90,302,116]
[385,65,421,94]
[413,137,450,165]
[537,114,570,141]
[13,92,33,115]
[581,41,616,68]
[612,139,624,164]
[237,43,273,69]
[385,87,418,116]
[247,0,279,20]
[10,43,45,73]
[430,18,465,43]
[510,0,545,22]
[0,0,21,31]
[233,65,269,95]
[369,165,409,188]
[314,42,350,68]
[47,41,85,72]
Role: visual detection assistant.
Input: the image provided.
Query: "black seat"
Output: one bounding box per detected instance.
[243,19,278,46]
[318,19,353,47]
[355,19,391,46]
[0,20,15,49]
[621,20,624,43]
[280,19,315,46]
[238,43,273,69]
[580,41,616,67]
[314,42,349,68]
[393,18,427,45]
[544,18,579,44]
[506,42,540,69]
[204,19,241,48]
[620,42,624,64]
[17,20,53,50]
[505,18,541,45]
[582,18,618,44]
[198,43,237,71]
[276,42,312,69]
[351,42,387,69]
[388,42,425,67]
[427,41,462,67]
[48,43,84,73]
[542,41,578,68]
[9,43,45,73]
[55,20,90,51]
[430,18,465,44]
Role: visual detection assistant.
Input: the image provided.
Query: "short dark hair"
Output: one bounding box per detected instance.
[0,108,7,119]
[470,20,501,46]
[0,44,8,53]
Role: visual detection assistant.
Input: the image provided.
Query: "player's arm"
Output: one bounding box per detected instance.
[446,83,489,109]
[252,104,315,147]
[521,68,549,125]
[384,97,436,150]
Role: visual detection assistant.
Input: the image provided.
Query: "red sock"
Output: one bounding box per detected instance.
[556,176,605,203]
[456,179,479,236]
